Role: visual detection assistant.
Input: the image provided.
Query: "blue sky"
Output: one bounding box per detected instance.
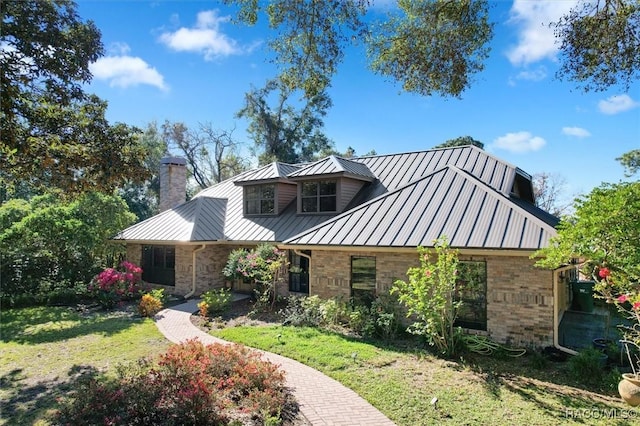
[78,0,639,201]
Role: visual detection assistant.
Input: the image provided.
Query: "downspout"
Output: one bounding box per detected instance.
[293,249,312,294]
[185,244,206,299]
[554,265,578,355]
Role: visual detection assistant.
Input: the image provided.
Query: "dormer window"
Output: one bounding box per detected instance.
[245,184,275,215]
[301,180,337,213]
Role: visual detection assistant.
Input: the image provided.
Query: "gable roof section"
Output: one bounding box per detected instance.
[287,155,376,181]
[283,165,556,250]
[115,197,227,242]
[234,162,301,184]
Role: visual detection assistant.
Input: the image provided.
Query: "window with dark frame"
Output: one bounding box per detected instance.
[454,261,487,331]
[142,245,175,286]
[289,250,310,294]
[245,184,275,215]
[301,180,337,213]
[351,256,376,305]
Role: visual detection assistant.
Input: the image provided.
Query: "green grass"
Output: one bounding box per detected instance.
[0,306,170,425]
[214,325,635,426]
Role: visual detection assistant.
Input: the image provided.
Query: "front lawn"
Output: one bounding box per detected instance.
[0,305,170,425]
[213,325,635,425]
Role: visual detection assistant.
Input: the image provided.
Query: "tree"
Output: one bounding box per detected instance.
[0,192,136,297]
[226,0,492,99]
[237,79,334,165]
[433,135,484,150]
[119,121,168,221]
[554,0,640,92]
[1,0,149,195]
[534,182,640,345]
[532,172,571,217]
[367,0,493,97]
[617,149,640,177]
[227,1,637,98]
[162,121,249,190]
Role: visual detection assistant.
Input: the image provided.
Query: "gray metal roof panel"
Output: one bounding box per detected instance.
[284,165,557,250]
[287,155,376,180]
[117,145,550,248]
[234,162,301,183]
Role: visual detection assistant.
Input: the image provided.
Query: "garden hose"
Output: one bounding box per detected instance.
[463,334,527,357]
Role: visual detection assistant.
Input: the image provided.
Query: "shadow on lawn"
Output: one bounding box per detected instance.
[0,364,99,425]
[0,305,143,345]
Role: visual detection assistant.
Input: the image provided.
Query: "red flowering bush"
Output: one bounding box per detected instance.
[55,340,296,425]
[88,261,144,308]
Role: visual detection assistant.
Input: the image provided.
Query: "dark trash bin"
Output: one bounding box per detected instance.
[571,280,595,313]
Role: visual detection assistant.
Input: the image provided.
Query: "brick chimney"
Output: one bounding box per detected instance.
[159,156,187,212]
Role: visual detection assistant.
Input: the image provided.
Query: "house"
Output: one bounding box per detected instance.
[116,145,567,348]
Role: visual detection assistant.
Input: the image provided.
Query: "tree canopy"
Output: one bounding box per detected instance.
[1,0,149,196]
[237,79,334,165]
[535,181,640,284]
[617,149,640,177]
[553,0,640,92]
[434,136,484,150]
[225,0,637,97]
[162,121,249,190]
[0,191,136,297]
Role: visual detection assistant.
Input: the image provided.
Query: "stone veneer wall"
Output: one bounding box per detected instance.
[308,250,554,348]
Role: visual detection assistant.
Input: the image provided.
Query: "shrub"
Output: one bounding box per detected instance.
[200,288,232,317]
[392,237,464,357]
[55,340,293,425]
[280,295,323,327]
[568,348,608,386]
[88,261,143,308]
[138,293,163,317]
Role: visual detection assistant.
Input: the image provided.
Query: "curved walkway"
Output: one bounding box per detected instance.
[154,300,396,426]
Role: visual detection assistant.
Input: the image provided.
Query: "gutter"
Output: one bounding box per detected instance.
[185,244,207,299]
[553,264,579,356]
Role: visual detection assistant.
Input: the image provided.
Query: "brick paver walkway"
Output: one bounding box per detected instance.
[154,300,396,426]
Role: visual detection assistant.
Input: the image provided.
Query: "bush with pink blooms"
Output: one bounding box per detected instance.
[88,261,144,308]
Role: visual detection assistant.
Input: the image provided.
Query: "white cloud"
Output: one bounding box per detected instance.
[515,66,548,82]
[506,0,578,66]
[562,127,591,138]
[598,94,640,115]
[159,10,240,60]
[90,55,168,91]
[491,131,546,153]
[107,42,131,56]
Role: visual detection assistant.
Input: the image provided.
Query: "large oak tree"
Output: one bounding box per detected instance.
[1,0,149,197]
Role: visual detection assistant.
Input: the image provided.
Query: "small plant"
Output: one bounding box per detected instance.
[280,295,323,327]
[199,288,232,317]
[88,261,143,308]
[138,293,163,317]
[567,347,607,386]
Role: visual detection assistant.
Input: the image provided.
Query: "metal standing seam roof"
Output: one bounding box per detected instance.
[283,165,557,250]
[287,155,376,181]
[234,162,301,184]
[115,145,556,247]
[115,197,227,242]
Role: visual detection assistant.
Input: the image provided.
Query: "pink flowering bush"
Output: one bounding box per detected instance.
[88,261,144,308]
